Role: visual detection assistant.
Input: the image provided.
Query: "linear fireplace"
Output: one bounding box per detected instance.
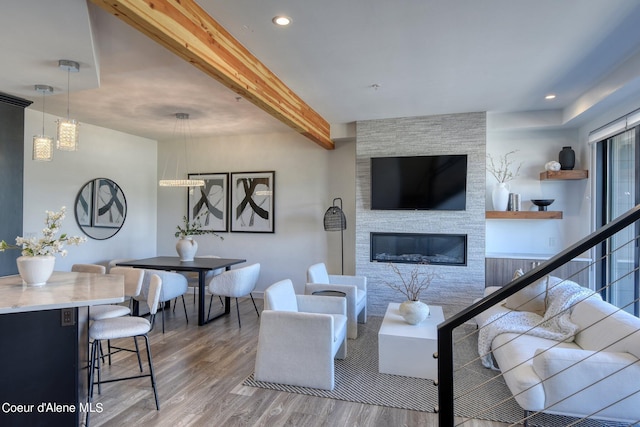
[370,232,467,266]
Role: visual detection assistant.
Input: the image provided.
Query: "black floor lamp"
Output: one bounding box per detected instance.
[323,197,347,274]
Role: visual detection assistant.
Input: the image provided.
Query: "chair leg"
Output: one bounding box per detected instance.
[181,295,189,324]
[143,334,160,410]
[87,340,99,427]
[133,336,143,372]
[207,294,214,321]
[235,298,241,328]
[161,302,165,334]
[88,340,99,398]
[250,293,260,317]
[107,340,112,365]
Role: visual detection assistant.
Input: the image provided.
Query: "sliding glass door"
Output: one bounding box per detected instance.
[597,127,639,315]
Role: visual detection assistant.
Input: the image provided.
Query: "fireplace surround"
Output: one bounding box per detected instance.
[370,232,467,266]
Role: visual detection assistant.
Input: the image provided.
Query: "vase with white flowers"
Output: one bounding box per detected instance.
[0,207,86,285]
[486,150,523,211]
[383,262,436,325]
[174,213,223,262]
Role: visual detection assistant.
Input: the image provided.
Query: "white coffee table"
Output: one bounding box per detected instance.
[378,303,444,380]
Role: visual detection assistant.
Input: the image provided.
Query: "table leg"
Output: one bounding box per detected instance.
[198,271,206,326]
[198,268,233,325]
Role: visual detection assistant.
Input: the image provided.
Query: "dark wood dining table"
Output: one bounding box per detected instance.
[117,256,246,326]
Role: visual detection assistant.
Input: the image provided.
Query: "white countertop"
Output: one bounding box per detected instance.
[0,271,124,314]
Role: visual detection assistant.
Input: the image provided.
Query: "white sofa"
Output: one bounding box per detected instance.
[475,277,640,424]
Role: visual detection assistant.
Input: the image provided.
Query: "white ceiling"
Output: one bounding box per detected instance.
[2,0,640,143]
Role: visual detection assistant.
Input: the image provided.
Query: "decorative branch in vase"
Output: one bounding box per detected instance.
[383,262,436,325]
[486,150,523,211]
[0,206,86,285]
[174,213,223,262]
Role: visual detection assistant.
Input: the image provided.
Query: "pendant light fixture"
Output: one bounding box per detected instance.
[159,113,204,187]
[33,84,54,162]
[56,59,80,151]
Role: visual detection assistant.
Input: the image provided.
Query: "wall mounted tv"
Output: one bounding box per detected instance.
[370,154,467,210]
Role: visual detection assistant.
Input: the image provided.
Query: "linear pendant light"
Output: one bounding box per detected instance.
[33,84,54,161]
[159,113,204,187]
[56,59,80,151]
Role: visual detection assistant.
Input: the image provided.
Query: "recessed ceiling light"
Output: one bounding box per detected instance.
[545,94,556,100]
[272,16,291,26]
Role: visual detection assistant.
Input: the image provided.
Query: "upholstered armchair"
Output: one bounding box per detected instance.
[305,262,367,339]
[254,279,347,390]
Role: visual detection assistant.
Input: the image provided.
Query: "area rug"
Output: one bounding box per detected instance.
[243,316,627,426]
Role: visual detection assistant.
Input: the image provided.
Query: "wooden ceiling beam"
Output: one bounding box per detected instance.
[90,0,333,149]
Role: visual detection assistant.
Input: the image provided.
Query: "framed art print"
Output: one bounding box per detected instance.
[230,171,275,233]
[188,173,229,232]
[93,178,127,228]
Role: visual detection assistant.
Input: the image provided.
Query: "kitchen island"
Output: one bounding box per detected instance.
[0,271,124,426]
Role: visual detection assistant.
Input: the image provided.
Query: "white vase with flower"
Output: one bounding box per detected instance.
[1,206,86,286]
[174,213,223,262]
[384,262,436,325]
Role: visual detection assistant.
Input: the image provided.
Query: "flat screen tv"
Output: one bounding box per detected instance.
[370,154,467,210]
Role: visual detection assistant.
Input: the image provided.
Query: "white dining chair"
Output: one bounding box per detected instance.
[206,263,260,327]
[71,263,106,274]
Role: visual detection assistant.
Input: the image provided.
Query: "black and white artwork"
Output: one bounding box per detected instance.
[230,171,275,233]
[93,178,127,228]
[188,173,228,232]
[76,180,93,227]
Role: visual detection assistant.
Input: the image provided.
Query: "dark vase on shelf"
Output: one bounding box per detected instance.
[559,146,575,170]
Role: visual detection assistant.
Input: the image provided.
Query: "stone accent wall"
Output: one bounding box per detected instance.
[355,112,486,318]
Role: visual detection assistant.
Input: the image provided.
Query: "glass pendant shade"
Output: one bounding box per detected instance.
[57,59,80,151]
[33,135,54,161]
[33,84,54,161]
[56,119,79,151]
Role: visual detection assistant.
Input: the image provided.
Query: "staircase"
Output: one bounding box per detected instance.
[437,205,640,426]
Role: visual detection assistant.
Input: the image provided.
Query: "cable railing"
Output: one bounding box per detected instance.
[437,205,640,426]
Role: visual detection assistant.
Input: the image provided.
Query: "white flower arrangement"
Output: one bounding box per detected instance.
[486,150,523,183]
[0,207,86,257]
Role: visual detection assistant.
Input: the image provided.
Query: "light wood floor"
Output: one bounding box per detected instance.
[89,297,510,427]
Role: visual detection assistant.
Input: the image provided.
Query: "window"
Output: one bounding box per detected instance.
[595,126,639,316]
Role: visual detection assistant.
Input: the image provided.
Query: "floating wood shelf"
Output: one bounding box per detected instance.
[486,211,563,219]
[539,170,588,180]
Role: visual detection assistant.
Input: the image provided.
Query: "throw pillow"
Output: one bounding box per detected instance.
[503,270,548,315]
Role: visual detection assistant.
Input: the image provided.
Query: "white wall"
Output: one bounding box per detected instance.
[485,127,590,256]
[156,130,334,294]
[23,109,158,271]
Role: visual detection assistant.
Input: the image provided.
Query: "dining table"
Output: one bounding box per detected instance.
[117,256,246,326]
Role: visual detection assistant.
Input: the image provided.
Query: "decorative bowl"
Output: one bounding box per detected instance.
[531,199,555,211]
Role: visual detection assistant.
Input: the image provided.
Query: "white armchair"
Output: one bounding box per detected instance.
[254,279,348,390]
[305,262,367,339]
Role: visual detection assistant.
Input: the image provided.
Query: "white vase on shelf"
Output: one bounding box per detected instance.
[16,255,55,286]
[491,182,510,211]
[176,237,198,262]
